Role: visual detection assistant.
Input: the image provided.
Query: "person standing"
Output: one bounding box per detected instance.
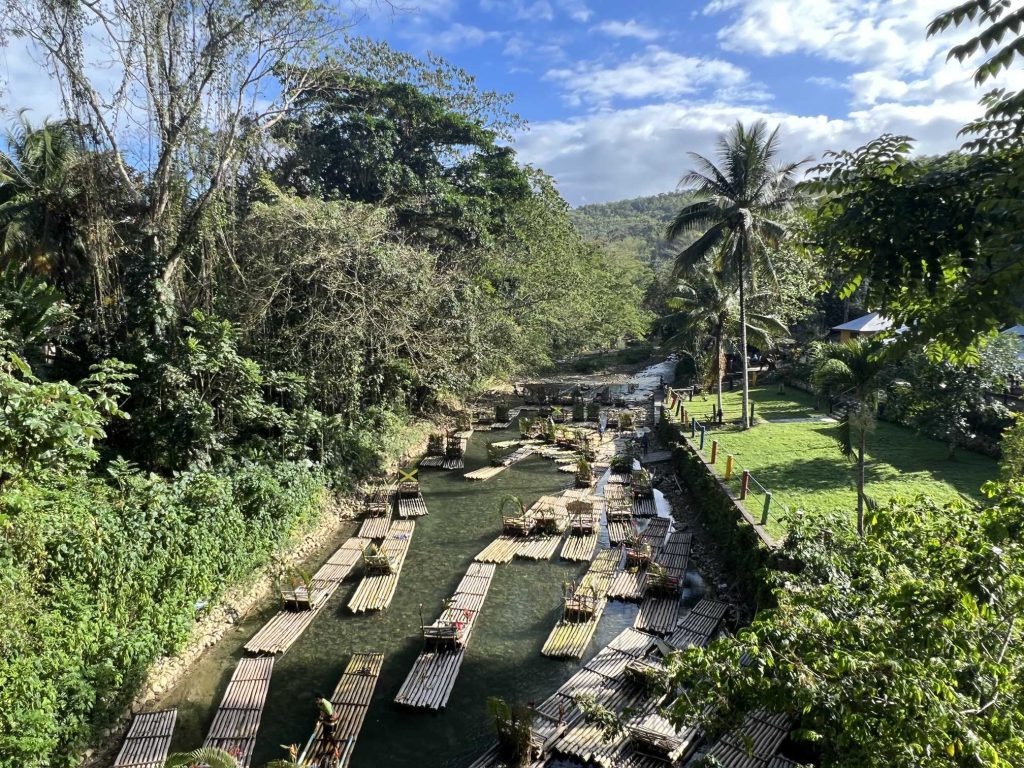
[315,694,338,749]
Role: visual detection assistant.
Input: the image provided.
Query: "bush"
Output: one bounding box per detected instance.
[0,461,323,768]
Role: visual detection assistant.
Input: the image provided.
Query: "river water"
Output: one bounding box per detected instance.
[160,359,703,768]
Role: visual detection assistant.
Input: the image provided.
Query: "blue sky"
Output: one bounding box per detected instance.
[354,0,1015,205]
[2,1,1016,206]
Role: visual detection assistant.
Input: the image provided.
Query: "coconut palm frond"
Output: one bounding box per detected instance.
[165,747,239,768]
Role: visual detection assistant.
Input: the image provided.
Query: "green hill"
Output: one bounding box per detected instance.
[569,191,697,265]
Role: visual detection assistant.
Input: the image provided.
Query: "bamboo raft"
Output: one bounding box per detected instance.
[464,444,536,480]
[561,531,599,561]
[347,521,416,613]
[607,569,647,601]
[633,496,658,517]
[397,494,429,518]
[474,495,572,563]
[640,517,671,552]
[298,653,384,768]
[667,599,730,649]
[246,537,369,655]
[607,517,637,546]
[113,709,177,768]
[463,464,508,481]
[203,656,275,768]
[701,710,791,768]
[474,533,562,562]
[357,515,391,539]
[634,596,680,635]
[541,549,622,658]
[633,531,693,635]
[394,563,497,710]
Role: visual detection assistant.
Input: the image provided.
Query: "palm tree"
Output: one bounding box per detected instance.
[811,338,891,537]
[666,260,789,421]
[666,120,805,429]
[0,113,84,289]
[164,746,239,768]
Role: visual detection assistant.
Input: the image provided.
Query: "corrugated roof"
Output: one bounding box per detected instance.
[831,312,892,334]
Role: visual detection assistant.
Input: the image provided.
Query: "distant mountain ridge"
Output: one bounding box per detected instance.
[569,191,696,265]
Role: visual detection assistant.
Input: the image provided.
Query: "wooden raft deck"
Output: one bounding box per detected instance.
[357,515,391,539]
[113,709,177,768]
[397,493,429,518]
[634,531,693,635]
[561,531,599,561]
[348,521,415,613]
[633,495,658,517]
[204,656,274,767]
[701,710,791,768]
[394,563,497,710]
[541,549,621,659]
[299,653,384,768]
[474,494,574,563]
[464,444,536,480]
[245,537,369,655]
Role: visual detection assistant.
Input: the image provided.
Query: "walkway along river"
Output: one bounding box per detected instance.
[157,362,706,768]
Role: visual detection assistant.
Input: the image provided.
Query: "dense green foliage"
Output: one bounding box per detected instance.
[0,16,651,766]
[569,191,695,264]
[670,483,1024,768]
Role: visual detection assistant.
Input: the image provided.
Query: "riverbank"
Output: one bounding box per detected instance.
[84,419,444,768]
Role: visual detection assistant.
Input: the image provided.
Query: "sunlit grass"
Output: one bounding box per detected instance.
[685,387,999,536]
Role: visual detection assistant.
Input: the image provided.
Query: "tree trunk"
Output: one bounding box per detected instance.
[857,427,866,538]
[738,252,750,429]
[715,322,724,419]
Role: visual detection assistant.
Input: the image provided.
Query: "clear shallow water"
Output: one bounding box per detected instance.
[160,380,704,768]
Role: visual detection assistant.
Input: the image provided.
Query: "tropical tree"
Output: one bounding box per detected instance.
[811,338,891,536]
[667,260,788,419]
[0,115,84,289]
[666,120,805,428]
[165,747,239,768]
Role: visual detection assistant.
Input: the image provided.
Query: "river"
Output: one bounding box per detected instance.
[159,359,703,768]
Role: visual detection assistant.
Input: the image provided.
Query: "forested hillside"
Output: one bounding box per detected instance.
[570,191,694,265]
[0,11,651,766]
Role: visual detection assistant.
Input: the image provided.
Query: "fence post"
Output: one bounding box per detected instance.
[699,426,706,451]
[710,440,718,464]
[761,492,772,525]
[725,455,733,480]
[740,470,750,500]
[691,418,696,437]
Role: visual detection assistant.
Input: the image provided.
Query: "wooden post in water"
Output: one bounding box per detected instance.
[710,440,718,464]
[740,471,750,500]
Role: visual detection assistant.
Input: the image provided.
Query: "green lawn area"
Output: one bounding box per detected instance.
[687,383,819,422]
[689,388,999,537]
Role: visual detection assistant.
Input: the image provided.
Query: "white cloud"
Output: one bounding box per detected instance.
[592,19,660,41]
[406,22,502,51]
[545,47,754,107]
[556,0,592,22]
[514,96,986,205]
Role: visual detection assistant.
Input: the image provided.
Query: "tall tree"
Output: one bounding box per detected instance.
[665,121,805,428]
[2,0,348,322]
[0,115,84,290]
[812,338,891,537]
[668,261,788,419]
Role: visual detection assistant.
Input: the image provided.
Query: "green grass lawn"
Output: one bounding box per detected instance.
[686,383,820,422]
[688,388,999,537]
